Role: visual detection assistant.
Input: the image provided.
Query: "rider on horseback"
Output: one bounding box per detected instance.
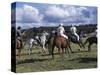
[70,25,79,42]
[16,26,23,47]
[57,23,68,39]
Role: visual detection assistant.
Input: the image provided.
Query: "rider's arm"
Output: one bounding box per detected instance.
[63,27,65,32]
[17,30,22,36]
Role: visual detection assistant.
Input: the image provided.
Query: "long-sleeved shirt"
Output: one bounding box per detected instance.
[70,26,77,34]
[57,26,65,34]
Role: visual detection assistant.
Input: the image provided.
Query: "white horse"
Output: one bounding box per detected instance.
[28,31,49,55]
[28,38,38,55]
[39,31,49,53]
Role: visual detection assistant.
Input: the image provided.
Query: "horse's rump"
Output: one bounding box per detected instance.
[16,39,22,49]
[54,35,69,48]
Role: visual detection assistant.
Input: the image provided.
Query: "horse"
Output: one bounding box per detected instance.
[84,37,97,51]
[50,32,72,59]
[67,31,85,51]
[28,38,39,55]
[45,32,73,55]
[37,31,49,53]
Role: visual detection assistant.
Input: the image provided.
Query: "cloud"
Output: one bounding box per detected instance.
[16,5,43,23]
[76,6,97,24]
[44,5,70,22]
[43,5,94,24]
[45,6,69,18]
[46,5,96,24]
[13,3,97,28]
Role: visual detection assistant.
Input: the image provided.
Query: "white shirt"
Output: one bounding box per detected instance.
[70,26,77,34]
[57,26,65,34]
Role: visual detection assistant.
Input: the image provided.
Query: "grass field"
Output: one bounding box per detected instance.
[16,38,97,73]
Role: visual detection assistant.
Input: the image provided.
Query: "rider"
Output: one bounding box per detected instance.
[70,25,79,42]
[57,23,68,39]
[16,26,23,46]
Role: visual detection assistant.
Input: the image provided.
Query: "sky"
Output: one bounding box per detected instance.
[11,2,97,29]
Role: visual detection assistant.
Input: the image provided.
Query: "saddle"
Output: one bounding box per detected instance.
[54,34,67,43]
[70,34,79,42]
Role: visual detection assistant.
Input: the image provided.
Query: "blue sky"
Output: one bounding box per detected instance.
[12,2,97,28]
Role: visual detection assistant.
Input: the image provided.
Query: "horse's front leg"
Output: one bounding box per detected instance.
[80,40,85,50]
[29,44,32,55]
[29,48,31,55]
[58,47,63,59]
[51,45,55,59]
[61,48,64,60]
[77,42,83,51]
[67,40,73,53]
[88,43,92,52]
[65,47,70,57]
[18,49,21,59]
[42,44,46,53]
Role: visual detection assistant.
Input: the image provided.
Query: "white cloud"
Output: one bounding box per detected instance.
[45,5,83,18]
[44,5,87,23]
[16,4,43,23]
[44,6,69,19]
[76,6,97,24]
[14,4,96,28]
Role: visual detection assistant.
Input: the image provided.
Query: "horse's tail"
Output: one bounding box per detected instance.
[66,39,73,53]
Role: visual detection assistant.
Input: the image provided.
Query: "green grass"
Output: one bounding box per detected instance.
[16,38,97,73]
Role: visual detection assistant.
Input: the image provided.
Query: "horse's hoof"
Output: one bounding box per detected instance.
[71,51,74,53]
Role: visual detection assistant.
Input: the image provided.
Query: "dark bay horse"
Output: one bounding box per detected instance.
[84,37,97,51]
[67,33,85,50]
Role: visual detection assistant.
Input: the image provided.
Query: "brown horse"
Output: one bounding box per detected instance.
[51,34,72,59]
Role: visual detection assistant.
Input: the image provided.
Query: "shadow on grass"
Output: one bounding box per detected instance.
[69,57,97,63]
[17,51,41,56]
[79,57,97,63]
[16,58,52,65]
[71,50,89,53]
[41,52,61,56]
